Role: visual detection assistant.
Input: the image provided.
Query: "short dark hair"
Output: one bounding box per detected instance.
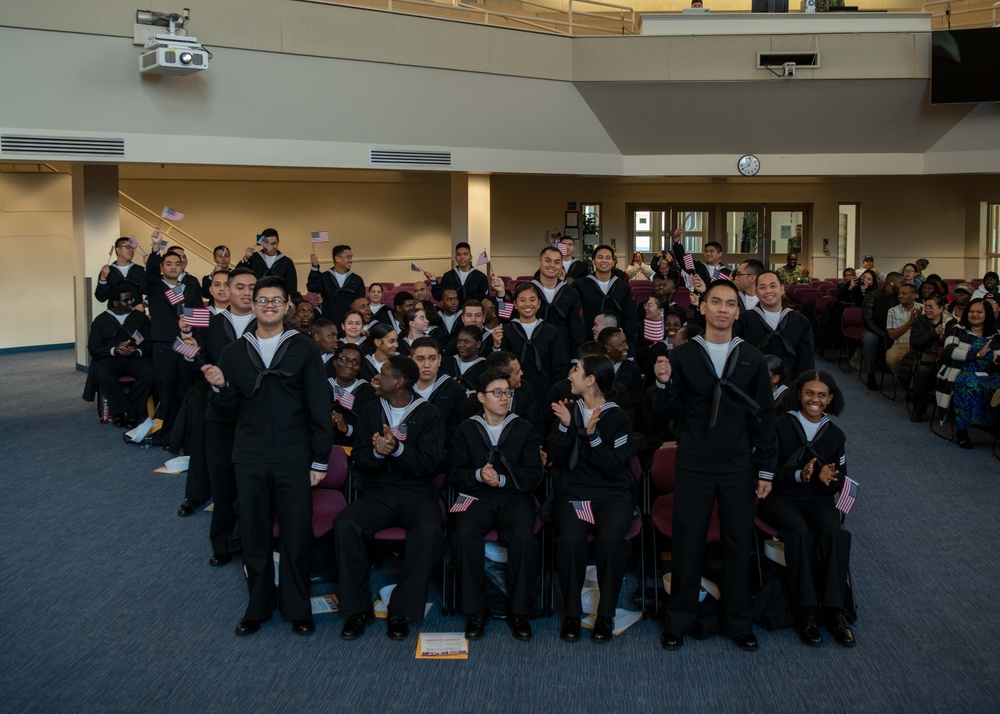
[213,245,229,256]
[514,282,542,300]
[311,318,335,332]
[253,276,288,299]
[594,311,619,326]
[368,322,396,341]
[705,241,723,252]
[476,369,509,393]
[577,341,606,360]
[456,326,483,343]
[485,351,517,373]
[228,266,256,283]
[332,244,351,259]
[461,300,483,314]
[597,326,624,346]
[740,259,766,277]
[394,291,414,308]
[338,342,363,357]
[111,281,140,304]
[676,324,702,342]
[211,268,230,281]
[115,236,133,249]
[368,282,384,292]
[164,247,185,258]
[757,270,782,284]
[701,280,740,302]
[455,242,471,253]
[593,244,614,258]
[441,288,459,299]
[386,355,418,391]
[539,245,562,259]
[261,228,279,240]
[779,369,845,416]
[409,336,440,354]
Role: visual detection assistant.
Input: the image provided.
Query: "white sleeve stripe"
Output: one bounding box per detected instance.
[758,471,774,481]
[310,462,327,471]
[614,436,629,448]
[558,424,569,433]
[589,435,603,447]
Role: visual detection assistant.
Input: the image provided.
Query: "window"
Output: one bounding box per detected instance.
[989,203,1000,274]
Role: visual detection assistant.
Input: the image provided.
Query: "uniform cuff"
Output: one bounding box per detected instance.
[558,424,569,433]
[758,471,774,482]
[588,434,603,448]
[794,469,803,483]
[311,461,328,472]
[392,442,405,458]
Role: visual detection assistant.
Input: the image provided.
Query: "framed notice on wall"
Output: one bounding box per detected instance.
[563,227,580,241]
[565,211,579,228]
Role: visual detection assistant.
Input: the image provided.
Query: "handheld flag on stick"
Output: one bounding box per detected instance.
[256,234,268,247]
[130,330,144,346]
[835,477,859,515]
[557,241,570,257]
[571,500,595,525]
[643,318,664,343]
[476,250,490,266]
[390,423,408,442]
[411,262,423,273]
[311,231,329,244]
[161,207,185,221]
[172,337,201,360]
[497,302,514,320]
[682,253,696,274]
[164,285,185,306]
[128,236,139,249]
[329,380,356,410]
[449,493,478,514]
[183,307,211,328]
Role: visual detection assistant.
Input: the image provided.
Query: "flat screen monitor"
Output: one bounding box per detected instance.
[931,28,1000,104]
[752,0,788,10]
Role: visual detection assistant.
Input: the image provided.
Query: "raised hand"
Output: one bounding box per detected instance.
[652,355,672,384]
[585,406,602,436]
[311,253,320,267]
[551,399,572,428]
[818,463,839,486]
[490,274,506,296]
[201,364,225,387]
[801,457,817,483]
[100,265,111,280]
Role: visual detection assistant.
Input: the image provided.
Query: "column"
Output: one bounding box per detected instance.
[452,172,491,268]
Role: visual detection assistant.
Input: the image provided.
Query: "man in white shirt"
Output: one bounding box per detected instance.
[885,283,920,375]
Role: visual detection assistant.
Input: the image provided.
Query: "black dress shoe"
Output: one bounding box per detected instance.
[235,618,262,636]
[292,618,315,636]
[112,412,128,427]
[387,612,410,640]
[732,633,759,651]
[828,613,856,647]
[590,615,614,644]
[956,429,973,449]
[465,613,487,641]
[660,631,684,650]
[560,615,581,642]
[177,498,202,517]
[507,615,532,641]
[340,610,375,640]
[208,551,232,567]
[795,617,823,647]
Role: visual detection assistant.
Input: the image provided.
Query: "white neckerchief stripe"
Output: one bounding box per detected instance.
[471,413,518,433]
[245,330,298,362]
[379,395,427,426]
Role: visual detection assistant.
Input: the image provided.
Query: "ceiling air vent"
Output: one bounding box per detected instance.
[0,134,127,157]
[370,149,452,167]
[757,52,820,69]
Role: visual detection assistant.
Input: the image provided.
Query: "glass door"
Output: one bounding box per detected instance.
[723,205,764,271]
[765,205,811,273]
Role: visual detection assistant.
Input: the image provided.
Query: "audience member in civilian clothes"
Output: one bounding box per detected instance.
[904,295,954,422]
[650,228,682,276]
[410,338,467,470]
[451,370,544,641]
[544,341,634,436]
[901,263,922,290]
[310,318,339,374]
[203,276,333,638]
[835,268,859,304]
[973,272,1000,300]
[918,279,939,304]
[558,237,589,283]
[238,228,298,296]
[549,355,637,644]
[367,283,389,322]
[328,342,376,449]
[441,326,486,393]
[96,237,146,303]
[598,326,642,406]
[654,280,777,653]
[861,255,885,283]
[574,245,639,350]
[652,251,683,286]
[307,243,365,329]
[182,266,257,560]
[764,371,855,648]
[84,281,152,428]
[737,271,815,384]
[935,299,1000,449]
[884,284,920,377]
[463,352,545,438]
[949,283,973,320]
[205,270,231,314]
[144,250,203,446]
[359,323,399,383]
[339,310,369,354]
[861,271,901,392]
[201,245,232,299]
[426,242,489,304]
[494,283,569,410]
[335,357,445,641]
[626,252,653,281]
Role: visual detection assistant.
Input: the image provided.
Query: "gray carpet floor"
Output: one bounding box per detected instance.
[2,350,999,713]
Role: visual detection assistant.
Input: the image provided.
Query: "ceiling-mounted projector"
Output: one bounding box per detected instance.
[140,33,209,75]
[136,9,209,75]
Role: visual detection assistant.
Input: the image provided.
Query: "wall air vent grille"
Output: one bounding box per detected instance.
[0,135,126,157]
[369,149,452,166]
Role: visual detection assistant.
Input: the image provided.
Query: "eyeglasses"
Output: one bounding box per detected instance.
[254,297,287,306]
[336,356,361,366]
[485,389,513,398]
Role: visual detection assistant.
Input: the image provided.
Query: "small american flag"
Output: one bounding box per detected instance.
[183,307,211,328]
[331,382,356,410]
[165,285,185,306]
[160,238,169,249]
[390,422,408,442]
[682,253,696,274]
[557,241,570,256]
[128,236,139,249]
[411,262,422,273]
[449,493,478,513]
[161,207,185,221]
[644,318,664,343]
[497,302,513,320]
[256,234,269,246]
[130,330,144,346]
[172,337,201,360]
[713,270,733,282]
[835,476,859,515]
[476,250,490,266]
[571,500,595,525]
[311,231,329,243]
[684,273,695,291]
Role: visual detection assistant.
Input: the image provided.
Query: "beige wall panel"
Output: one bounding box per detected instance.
[812,33,920,79]
[667,35,773,81]
[0,174,73,213]
[489,28,573,80]
[390,15,494,73]
[282,2,400,62]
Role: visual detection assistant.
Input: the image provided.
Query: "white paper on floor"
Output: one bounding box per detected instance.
[581,609,643,635]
